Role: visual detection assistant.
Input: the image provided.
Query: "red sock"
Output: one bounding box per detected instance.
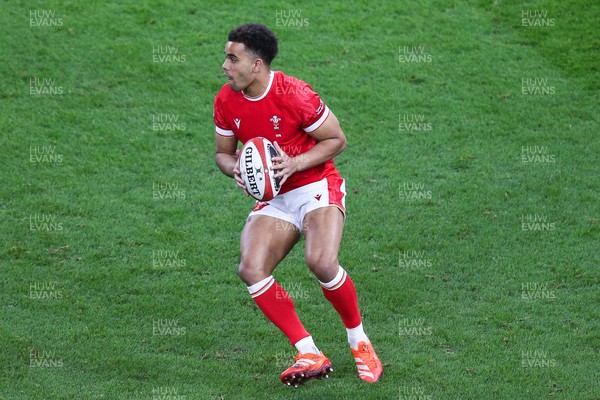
[321,267,362,329]
[249,276,310,345]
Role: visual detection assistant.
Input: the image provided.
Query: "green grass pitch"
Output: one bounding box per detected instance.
[1,1,598,399]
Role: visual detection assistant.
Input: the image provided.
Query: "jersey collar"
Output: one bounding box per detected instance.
[243,71,274,102]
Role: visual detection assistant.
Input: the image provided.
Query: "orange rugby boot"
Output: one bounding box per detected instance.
[351,341,383,383]
[280,352,333,387]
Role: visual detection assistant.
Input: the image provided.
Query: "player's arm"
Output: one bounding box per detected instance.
[215,133,246,190]
[272,112,347,186]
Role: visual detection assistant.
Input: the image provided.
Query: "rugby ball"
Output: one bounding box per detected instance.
[239,137,281,201]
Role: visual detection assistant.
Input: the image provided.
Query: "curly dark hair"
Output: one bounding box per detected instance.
[228,23,278,66]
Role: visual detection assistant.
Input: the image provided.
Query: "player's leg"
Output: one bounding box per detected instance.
[303,206,364,334]
[303,205,383,382]
[302,206,343,281]
[239,213,332,386]
[303,206,362,328]
[240,215,311,346]
[238,214,299,286]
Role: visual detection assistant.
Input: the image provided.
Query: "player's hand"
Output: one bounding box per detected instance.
[232,149,250,195]
[271,142,300,187]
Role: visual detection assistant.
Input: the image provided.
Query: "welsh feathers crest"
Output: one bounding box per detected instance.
[270,115,281,130]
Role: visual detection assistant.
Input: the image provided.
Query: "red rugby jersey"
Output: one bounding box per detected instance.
[214,71,340,194]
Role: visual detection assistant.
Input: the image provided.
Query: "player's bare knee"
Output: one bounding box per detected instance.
[237,262,247,280]
[238,258,269,285]
[305,253,339,279]
[237,260,255,284]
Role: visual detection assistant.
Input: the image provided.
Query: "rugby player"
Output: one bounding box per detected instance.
[213,23,382,386]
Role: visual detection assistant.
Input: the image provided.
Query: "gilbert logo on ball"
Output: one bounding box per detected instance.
[239,137,281,201]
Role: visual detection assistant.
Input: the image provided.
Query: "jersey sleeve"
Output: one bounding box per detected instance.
[213,92,234,137]
[294,82,331,133]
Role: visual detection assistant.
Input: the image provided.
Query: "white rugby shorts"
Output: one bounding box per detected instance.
[249,176,346,231]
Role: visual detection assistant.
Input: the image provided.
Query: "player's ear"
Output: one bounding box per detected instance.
[253,58,263,72]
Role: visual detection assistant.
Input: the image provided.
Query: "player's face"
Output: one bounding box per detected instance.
[222,42,257,92]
